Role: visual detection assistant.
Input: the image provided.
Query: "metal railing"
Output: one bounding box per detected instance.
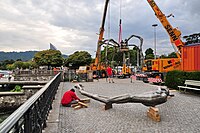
[0,73,61,133]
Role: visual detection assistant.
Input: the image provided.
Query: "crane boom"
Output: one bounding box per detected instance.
[95,0,110,70]
[147,0,184,58]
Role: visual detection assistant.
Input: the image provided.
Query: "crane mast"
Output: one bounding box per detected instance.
[147,0,184,58]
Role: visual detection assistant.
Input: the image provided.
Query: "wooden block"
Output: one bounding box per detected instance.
[149,107,159,112]
[80,98,90,103]
[147,110,160,122]
[71,103,79,108]
[74,105,82,110]
[78,102,88,108]
[147,107,161,122]
[104,104,112,110]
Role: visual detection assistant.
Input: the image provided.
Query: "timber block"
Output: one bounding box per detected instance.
[78,102,88,108]
[71,103,79,108]
[74,105,82,110]
[80,98,90,103]
[147,107,161,122]
[104,104,112,110]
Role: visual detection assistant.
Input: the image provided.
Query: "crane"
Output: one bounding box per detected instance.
[91,0,110,75]
[143,0,185,72]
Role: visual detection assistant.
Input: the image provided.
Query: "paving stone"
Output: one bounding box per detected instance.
[45,78,200,133]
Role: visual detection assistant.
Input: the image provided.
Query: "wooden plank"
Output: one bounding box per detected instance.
[149,107,159,112]
[74,105,82,110]
[80,98,90,103]
[71,103,79,108]
[78,102,88,108]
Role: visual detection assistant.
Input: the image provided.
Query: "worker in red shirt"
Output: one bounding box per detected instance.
[106,65,114,83]
[61,89,80,107]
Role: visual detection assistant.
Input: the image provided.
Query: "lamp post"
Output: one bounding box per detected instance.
[152,24,158,59]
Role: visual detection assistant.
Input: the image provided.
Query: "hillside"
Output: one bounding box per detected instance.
[0,51,68,61]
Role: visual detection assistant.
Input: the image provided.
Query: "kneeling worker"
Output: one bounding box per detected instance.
[61,88,80,107]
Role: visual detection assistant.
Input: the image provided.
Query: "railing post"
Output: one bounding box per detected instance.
[24,110,32,133]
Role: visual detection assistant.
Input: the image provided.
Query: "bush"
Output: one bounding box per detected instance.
[185,71,200,81]
[10,85,22,92]
[165,70,200,89]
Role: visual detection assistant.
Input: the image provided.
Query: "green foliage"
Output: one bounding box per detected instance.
[100,46,137,66]
[145,48,154,59]
[0,59,15,70]
[13,61,24,69]
[165,70,186,89]
[11,85,22,92]
[165,70,200,89]
[145,54,154,59]
[183,33,200,45]
[129,49,137,66]
[6,64,15,70]
[160,54,167,59]
[65,51,92,69]
[101,46,117,63]
[34,50,64,68]
[185,71,200,80]
[168,52,177,58]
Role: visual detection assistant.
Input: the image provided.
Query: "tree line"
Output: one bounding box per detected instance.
[0,48,177,70]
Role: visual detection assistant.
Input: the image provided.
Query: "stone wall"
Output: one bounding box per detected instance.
[0,88,40,113]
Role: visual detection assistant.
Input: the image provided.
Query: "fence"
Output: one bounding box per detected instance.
[0,73,61,133]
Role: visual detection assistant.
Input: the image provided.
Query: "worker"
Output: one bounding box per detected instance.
[61,88,80,107]
[106,65,114,83]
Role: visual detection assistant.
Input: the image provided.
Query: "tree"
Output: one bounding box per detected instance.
[100,46,138,67]
[145,48,154,59]
[160,54,167,59]
[168,52,177,58]
[65,51,92,69]
[101,46,118,65]
[0,59,15,70]
[6,64,15,70]
[13,61,24,69]
[33,50,64,69]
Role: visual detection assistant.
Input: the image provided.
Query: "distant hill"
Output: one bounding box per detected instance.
[0,51,68,61]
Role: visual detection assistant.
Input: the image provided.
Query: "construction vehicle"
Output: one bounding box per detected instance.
[90,0,110,78]
[143,0,185,73]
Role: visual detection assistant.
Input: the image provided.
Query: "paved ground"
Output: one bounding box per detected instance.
[45,78,200,133]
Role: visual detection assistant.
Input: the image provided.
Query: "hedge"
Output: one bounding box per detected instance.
[165,70,200,89]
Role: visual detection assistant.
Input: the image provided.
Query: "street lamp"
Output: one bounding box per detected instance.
[152,24,158,59]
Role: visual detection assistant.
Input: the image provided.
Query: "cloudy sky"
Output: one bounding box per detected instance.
[0,0,199,57]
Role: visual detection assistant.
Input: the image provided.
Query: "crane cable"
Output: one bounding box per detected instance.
[107,1,111,39]
[118,0,122,44]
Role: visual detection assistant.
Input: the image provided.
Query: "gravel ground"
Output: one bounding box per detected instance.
[45,78,200,133]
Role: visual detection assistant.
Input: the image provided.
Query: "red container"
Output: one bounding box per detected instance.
[182,44,200,71]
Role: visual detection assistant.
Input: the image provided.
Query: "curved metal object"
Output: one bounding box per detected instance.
[125,34,144,69]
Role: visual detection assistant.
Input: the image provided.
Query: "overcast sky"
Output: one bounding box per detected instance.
[0,0,199,57]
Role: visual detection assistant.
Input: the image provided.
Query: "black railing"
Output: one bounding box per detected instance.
[0,73,61,133]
